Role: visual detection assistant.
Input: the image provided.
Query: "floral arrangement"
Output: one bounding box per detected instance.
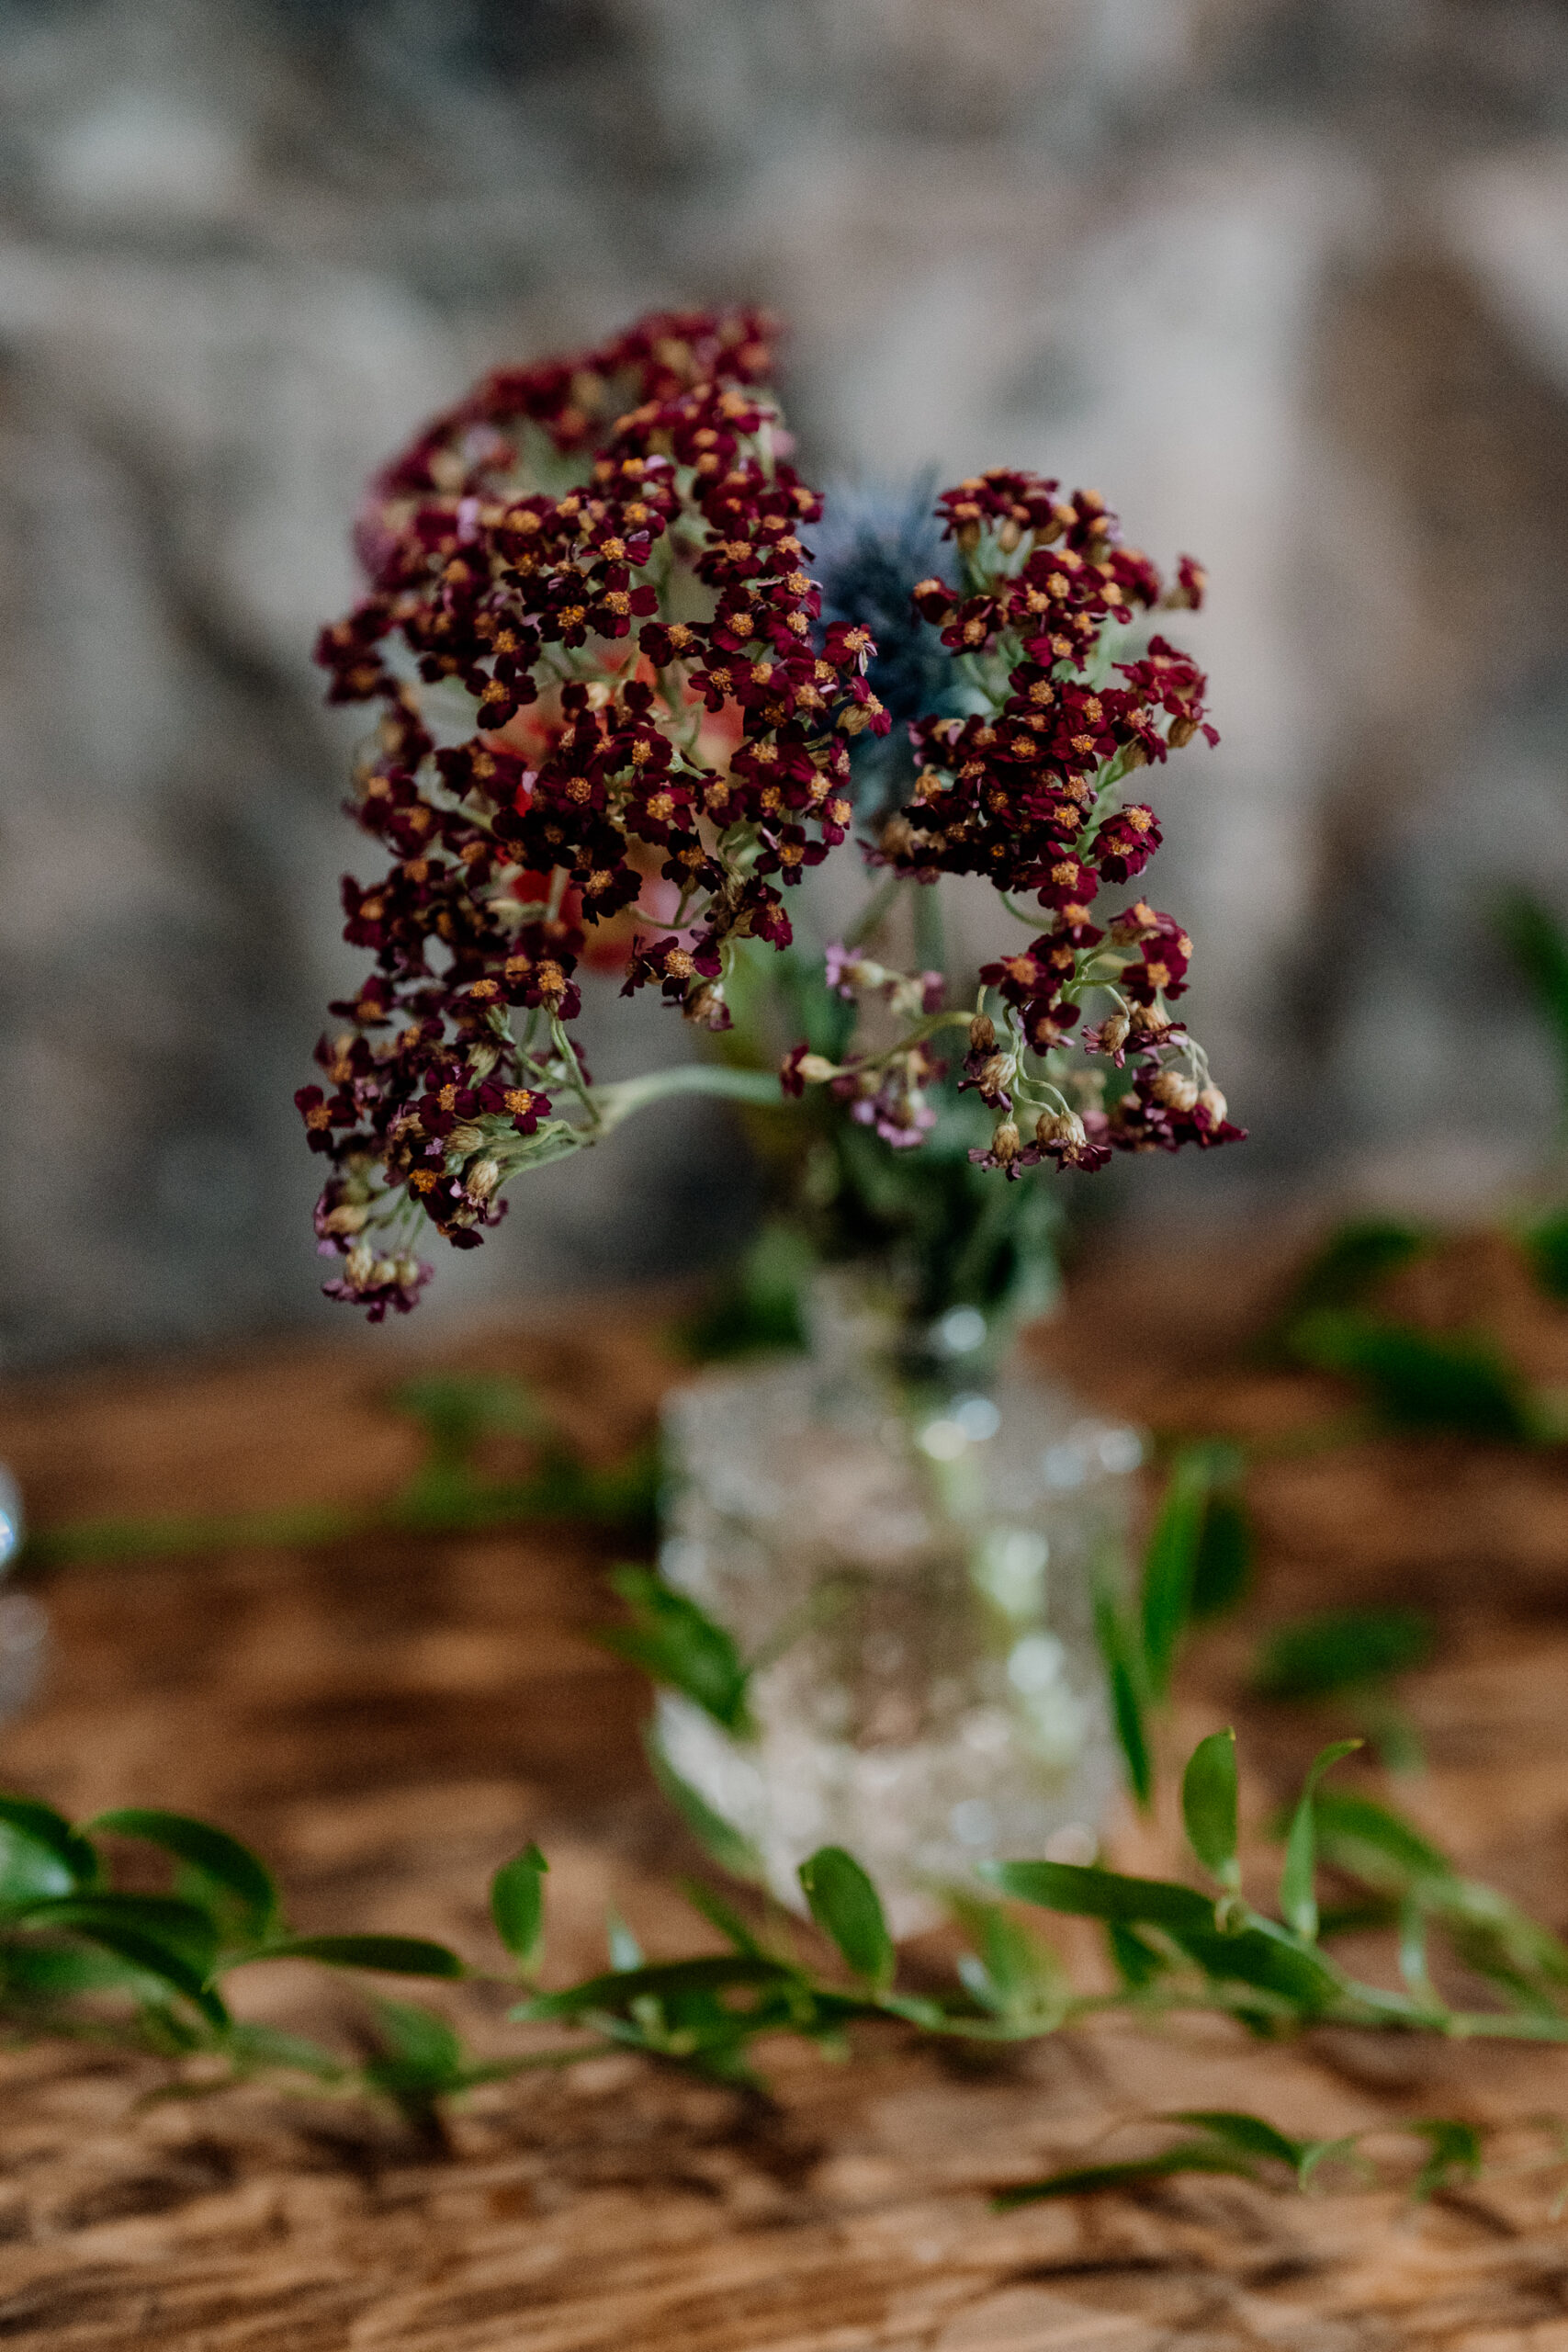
[301,307,1241,1318]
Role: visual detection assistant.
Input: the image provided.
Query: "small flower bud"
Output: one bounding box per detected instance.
[320,1203,368,1237]
[879,815,916,860]
[1035,1108,1086,1149]
[979,1053,1011,1097]
[466,1157,502,1203]
[1168,714,1198,748]
[796,1052,838,1084]
[344,1241,375,1287]
[997,517,1022,553]
[956,520,981,553]
[1199,1083,1228,1124]
[991,1120,1021,1166]
[1151,1069,1200,1113]
[446,1122,485,1156]
[968,1012,996,1053]
[1101,1012,1131,1055]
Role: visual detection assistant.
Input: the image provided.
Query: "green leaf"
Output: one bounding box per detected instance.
[0,1796,99,1902]
[994,2141,1257,2207]
[674,1222,812,1363]
[490,1845,547,1974]
[1308,1789,1454,1893]
[1276,1218,1430,1327]
[951,1899,1069,2027]
[1519,1208,1568,1303]
[1190,1491,1254,1621]
[87,1810,277,1942]
[1094,1587,1152,1810]
[1288,1312,1537,1443]
[1141,1452,1211,1699]
[1253,1608,1436,1699]
[231,1934,466,1979]
[1496,888,1568,1089]
[1168,1920,1344,2012]
[518,1952,795,2022]
[798,1847,895,1992]
[1164,2109,1309,2169]
[1408,2117,1483,2199]
[1280,1740,1362,1941]
[365,1996,466,2090]
[642,1727,765,1883]
[987,1860,1215,1935]
[14,1893,226,2023]
[599,1567,751,1734]
[1106,1921,1167,1988]
[1181,1729,1240,1891]
[680,1880,769,1958]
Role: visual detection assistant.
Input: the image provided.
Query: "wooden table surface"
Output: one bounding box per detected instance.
[3,1238,1568,2350]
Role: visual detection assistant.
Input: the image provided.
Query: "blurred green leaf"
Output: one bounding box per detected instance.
[606,1908,644,1973]
[87,1810,277,1944]
[1181,1729,1240,1892]
[1275,1219,1430,1330]
[1496,888,1568,1091]
[599,1568,751,1735]
[994,2140,1257,2207]
[1190,1491,1254,1620]
[1168,1920,1344,2012]
[1308,1789,1454,1893]
[235,1934,465,1980]
[675,1223,812,1363]
[679,1880,769,1958]
[1409,2117,1483,2199]
[518,1951,795,2022]
[364,1996,467,2095]
[1094,1586,1152,1811]
[15,1893,226,2023]
[1106,1921,1167,1988]
[1254,1609,1437,1699]
[1288,1313,1538,1443]
[490,1845,547,1975]
[1141,1452,1212,1699]
[1164,2109,1310,2169]
[987,1860,1214,1935]
[0,1797,99,1902]
[951,1898,1069,2029]
[1519,1208,1568,1302]
[799,1847,895,1992]
[1280,1740,1362,1941]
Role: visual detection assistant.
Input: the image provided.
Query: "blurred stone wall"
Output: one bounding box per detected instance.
[0,0,1565,1366]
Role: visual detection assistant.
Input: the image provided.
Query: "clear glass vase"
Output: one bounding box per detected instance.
[656,1278,1140,1934]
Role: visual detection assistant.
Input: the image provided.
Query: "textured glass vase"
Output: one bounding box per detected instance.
[656,1281,1140,1933]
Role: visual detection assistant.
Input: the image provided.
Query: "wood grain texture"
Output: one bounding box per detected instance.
[3,1240,1568,2350]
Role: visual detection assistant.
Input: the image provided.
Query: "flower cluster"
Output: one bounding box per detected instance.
[302,322,1240,1317]
[303,309,886,1309]
[794,466,1241,1178]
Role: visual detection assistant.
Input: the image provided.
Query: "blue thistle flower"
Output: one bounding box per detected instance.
[813,476,956,820]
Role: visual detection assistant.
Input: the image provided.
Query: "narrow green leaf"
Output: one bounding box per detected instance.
[599,1567,751,1734]
[1308,1789,1454,1894]
[0,1796,99,1900]
[1181,1729,1240,1891]
[87,1810,277,1941]
[1276,1217,1429,1329]
[231,1934,465,1979]
[1289,1313,1537,1443]
[1141,1453,1211,1699]
[1167,1920,1344,2011]
[993,2142,1255,2208]
[1106,1921,1167,1988]
[1520,1208,1568,1303]
[642,1726,765,1883]
[367,1996,465,2084]
[680,1880,768,1958]
[1190,1491,1254,1621]
[1094,1588,1151,1810]
[1164,2109,1308,2168]
[1280,1740,1362,1941]
[15,1894,226,2023]
[1408,2117,1483,2199]
[987,1860,1214,1935]
[1253,1608,1436,1699]
[490,1844,547,1974]
[798,1847,895,1991]
[951,1899,1068,2027]
[518,1952,793,2021]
